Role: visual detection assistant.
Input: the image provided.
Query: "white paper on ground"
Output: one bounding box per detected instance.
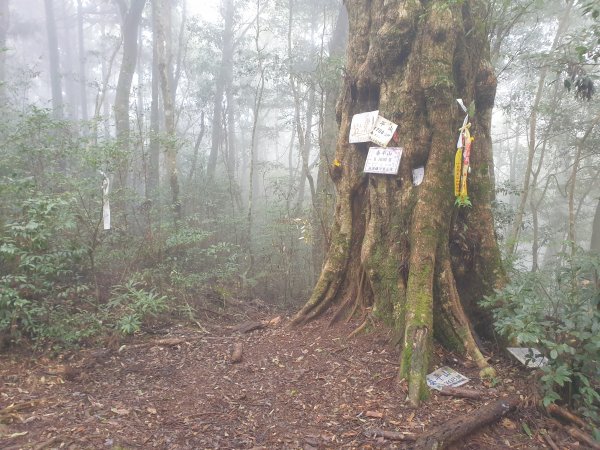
[507,347,548,368]
[426,366,470,391]
[363,147,403,175]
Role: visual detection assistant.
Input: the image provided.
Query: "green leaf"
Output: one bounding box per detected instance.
[467,100,476,117]
[564,79,571,91]
[575,46,589,57]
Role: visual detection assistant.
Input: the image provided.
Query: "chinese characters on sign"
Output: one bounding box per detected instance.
[349,111,399,147]
[363,147,403,174]
[349,110,380,143]
[370,115,398,147]
[426,366,470,391]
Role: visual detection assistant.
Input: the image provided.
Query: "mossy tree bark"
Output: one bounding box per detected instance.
[293,0,504,406]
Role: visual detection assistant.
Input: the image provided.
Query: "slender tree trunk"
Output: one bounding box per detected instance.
[94,20,122,143]
[293,0,501,407]
[591,198,600,253]
[153,0,180,222]
[148,8,160,199]
[529,83,562,271]
[114,0,146,189]
[505,0,574,257]
[44,0,63,121]
[293,84,316,212]
[287,0,317,213]
[245,0,264,281]
[77,0,88,124]
[508,128,519,210]
[207,0,234,182]
[61,0,79,121]
[186,111,205,192]
[313,2,348,278]
[172,0,186,97]
[226,86,237,181]
[0,0,10,104]
[568,112,600,254]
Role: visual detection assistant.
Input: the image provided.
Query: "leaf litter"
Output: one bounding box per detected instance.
[0,310,584,449]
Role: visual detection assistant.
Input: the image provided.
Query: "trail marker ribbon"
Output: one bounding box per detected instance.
[100,171,111,230]
[454,99,474,207]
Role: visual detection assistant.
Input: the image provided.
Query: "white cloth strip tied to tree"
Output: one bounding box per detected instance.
[100,171,110,231]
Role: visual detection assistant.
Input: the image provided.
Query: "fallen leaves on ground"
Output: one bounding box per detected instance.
[0,312,580,449]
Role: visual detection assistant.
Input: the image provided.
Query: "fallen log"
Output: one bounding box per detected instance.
[438,387,485,400]
[542,433,560,450]
[230,342,243,363]
[414,395,520,450]
[547,403,590,431]
[551,420,600,450]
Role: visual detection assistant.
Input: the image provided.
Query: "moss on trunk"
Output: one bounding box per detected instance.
[293,0,503,407]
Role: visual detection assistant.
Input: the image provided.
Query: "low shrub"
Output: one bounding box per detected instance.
[482,248,600,438]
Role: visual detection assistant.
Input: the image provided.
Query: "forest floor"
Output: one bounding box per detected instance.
[0,302,588,449]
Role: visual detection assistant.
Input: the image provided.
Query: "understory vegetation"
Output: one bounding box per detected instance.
[482,249,600,436]
[0,108,314,350]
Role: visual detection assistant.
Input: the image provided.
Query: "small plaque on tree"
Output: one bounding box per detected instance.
[370,115,398,147]
[412,166,425,186]
[349,110,380,143]
[363,147,403,175]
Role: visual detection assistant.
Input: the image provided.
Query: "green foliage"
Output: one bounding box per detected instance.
[454,195,472,208]
[106,280,169,335]
[482,248,600,430]
[0,192,90,346]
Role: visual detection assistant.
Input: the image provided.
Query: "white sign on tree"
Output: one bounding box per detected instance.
[370,115,398,147]
[412,166,425,186]
[349,111,399,147]
[363,147,403,174]
[349,110,379,143]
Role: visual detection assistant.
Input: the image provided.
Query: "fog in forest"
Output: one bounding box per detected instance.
[1,0,600,442]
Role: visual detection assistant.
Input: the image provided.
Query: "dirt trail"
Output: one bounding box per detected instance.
[0,314,569,449]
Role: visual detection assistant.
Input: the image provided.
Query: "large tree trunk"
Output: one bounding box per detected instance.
[293,0,502,407]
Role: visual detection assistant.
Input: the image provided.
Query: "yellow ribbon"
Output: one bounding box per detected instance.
[454,148,462,197]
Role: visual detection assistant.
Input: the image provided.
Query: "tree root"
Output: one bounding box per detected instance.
[438,255,491,372]
[347,311,374,339]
